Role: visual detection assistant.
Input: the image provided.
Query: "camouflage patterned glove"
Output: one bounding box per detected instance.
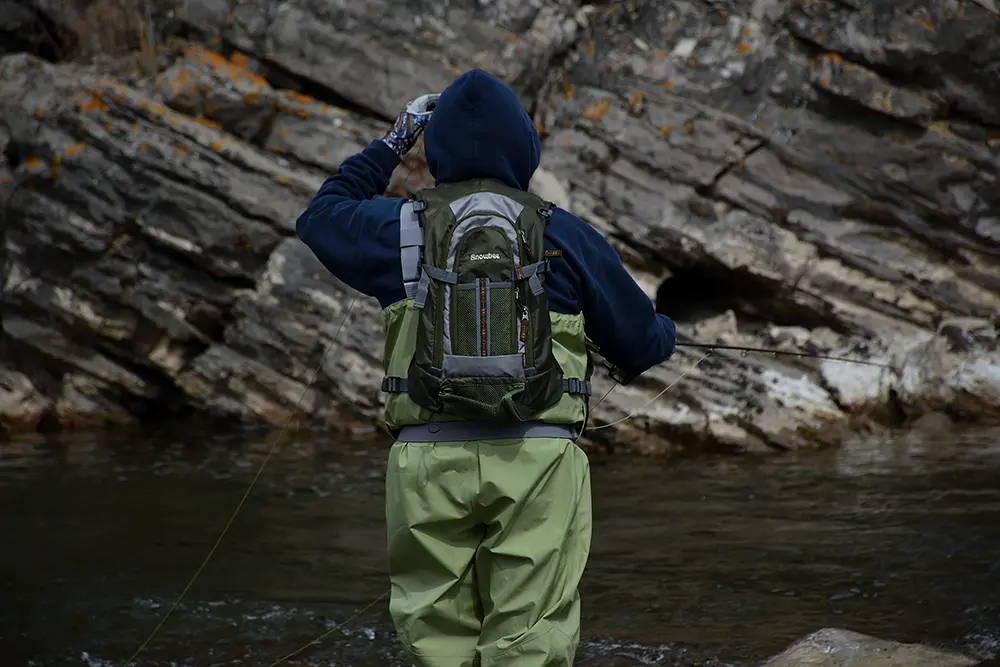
[382,93,439,158]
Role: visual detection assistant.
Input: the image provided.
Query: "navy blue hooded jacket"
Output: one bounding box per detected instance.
[295,69,676,380]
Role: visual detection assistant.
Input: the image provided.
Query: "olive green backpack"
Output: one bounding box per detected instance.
[380,178,591,421]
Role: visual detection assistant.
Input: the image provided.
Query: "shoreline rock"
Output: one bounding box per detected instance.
[2,0,999,452]
[761,627,982,667]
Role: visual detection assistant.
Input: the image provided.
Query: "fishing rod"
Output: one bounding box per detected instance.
[676,341,892,369]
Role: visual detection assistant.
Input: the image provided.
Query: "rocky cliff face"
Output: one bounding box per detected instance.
[2,0,999,452]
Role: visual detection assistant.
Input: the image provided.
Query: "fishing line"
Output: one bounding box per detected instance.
[120,295,359,667]
[586,352,711,431]
[265,590,390,667]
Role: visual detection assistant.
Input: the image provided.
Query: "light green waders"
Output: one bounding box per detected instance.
[385,436,593,667]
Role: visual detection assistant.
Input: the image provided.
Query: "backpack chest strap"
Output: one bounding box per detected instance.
[512,260,549,296]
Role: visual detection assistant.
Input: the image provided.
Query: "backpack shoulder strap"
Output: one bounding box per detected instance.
[398,198,427,299]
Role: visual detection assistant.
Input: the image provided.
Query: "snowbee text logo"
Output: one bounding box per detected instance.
[469,253,501,261]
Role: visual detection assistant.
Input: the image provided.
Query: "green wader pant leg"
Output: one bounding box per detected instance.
[385,436,593,667]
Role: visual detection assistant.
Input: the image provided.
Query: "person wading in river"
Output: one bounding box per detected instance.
[295,69,677,667]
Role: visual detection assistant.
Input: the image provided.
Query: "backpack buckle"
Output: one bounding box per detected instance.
[381,376,409,393]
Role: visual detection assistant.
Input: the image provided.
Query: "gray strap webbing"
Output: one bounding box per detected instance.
[422,264,458,284]
[413,272,431,309]
[514,261,548,296]
[381,376,591,396]
[396,420,580,443]
[412,264,458,310]
[399,201,424,299]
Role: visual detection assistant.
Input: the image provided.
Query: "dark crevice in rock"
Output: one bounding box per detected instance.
[697,140,766,198]
[2,138,24,170]
[656,267,742,324]
[885,387,907,426]
[0,0,75,61]
[655,263,853,334]
[807,84,931,134]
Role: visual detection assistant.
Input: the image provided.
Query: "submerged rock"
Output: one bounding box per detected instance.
[2,0,999,452]
[761,628,980,667]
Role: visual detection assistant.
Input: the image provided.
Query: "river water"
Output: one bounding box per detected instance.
[2,426,999,667]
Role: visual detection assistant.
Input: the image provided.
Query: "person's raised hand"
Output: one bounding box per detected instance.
[382,93,439,158]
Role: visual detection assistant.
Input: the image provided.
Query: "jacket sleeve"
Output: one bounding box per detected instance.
[294,139,408,308]
[546,210,677,379]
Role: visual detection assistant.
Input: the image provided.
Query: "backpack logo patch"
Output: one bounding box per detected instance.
[469,252,501,261]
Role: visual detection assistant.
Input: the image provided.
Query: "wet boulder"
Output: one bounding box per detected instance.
[761,628,981,667]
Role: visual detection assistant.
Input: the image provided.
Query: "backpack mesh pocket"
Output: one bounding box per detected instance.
[486,282,516,357]
[452,284,479,357]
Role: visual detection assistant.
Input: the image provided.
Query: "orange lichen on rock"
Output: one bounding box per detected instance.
[195,116,222,129]
[663,80,674,89]
[628,91,644,106]
[582,98,611,120]
[183,44,269,88]
[162,67,196,97]
[34,107,45,118]
[658,126,671,136]
[210,139,224,151]
[75,89,108,114]
[683,119,694,135]
[275,174,290,184]
[586,41,594,55]
[64,142,87,156]
[562,81,574,100]
[736,42,752,53]
[23,155,41,169]
[917,17,934,30]
[286,90,315,105]
[654,49,669,58]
